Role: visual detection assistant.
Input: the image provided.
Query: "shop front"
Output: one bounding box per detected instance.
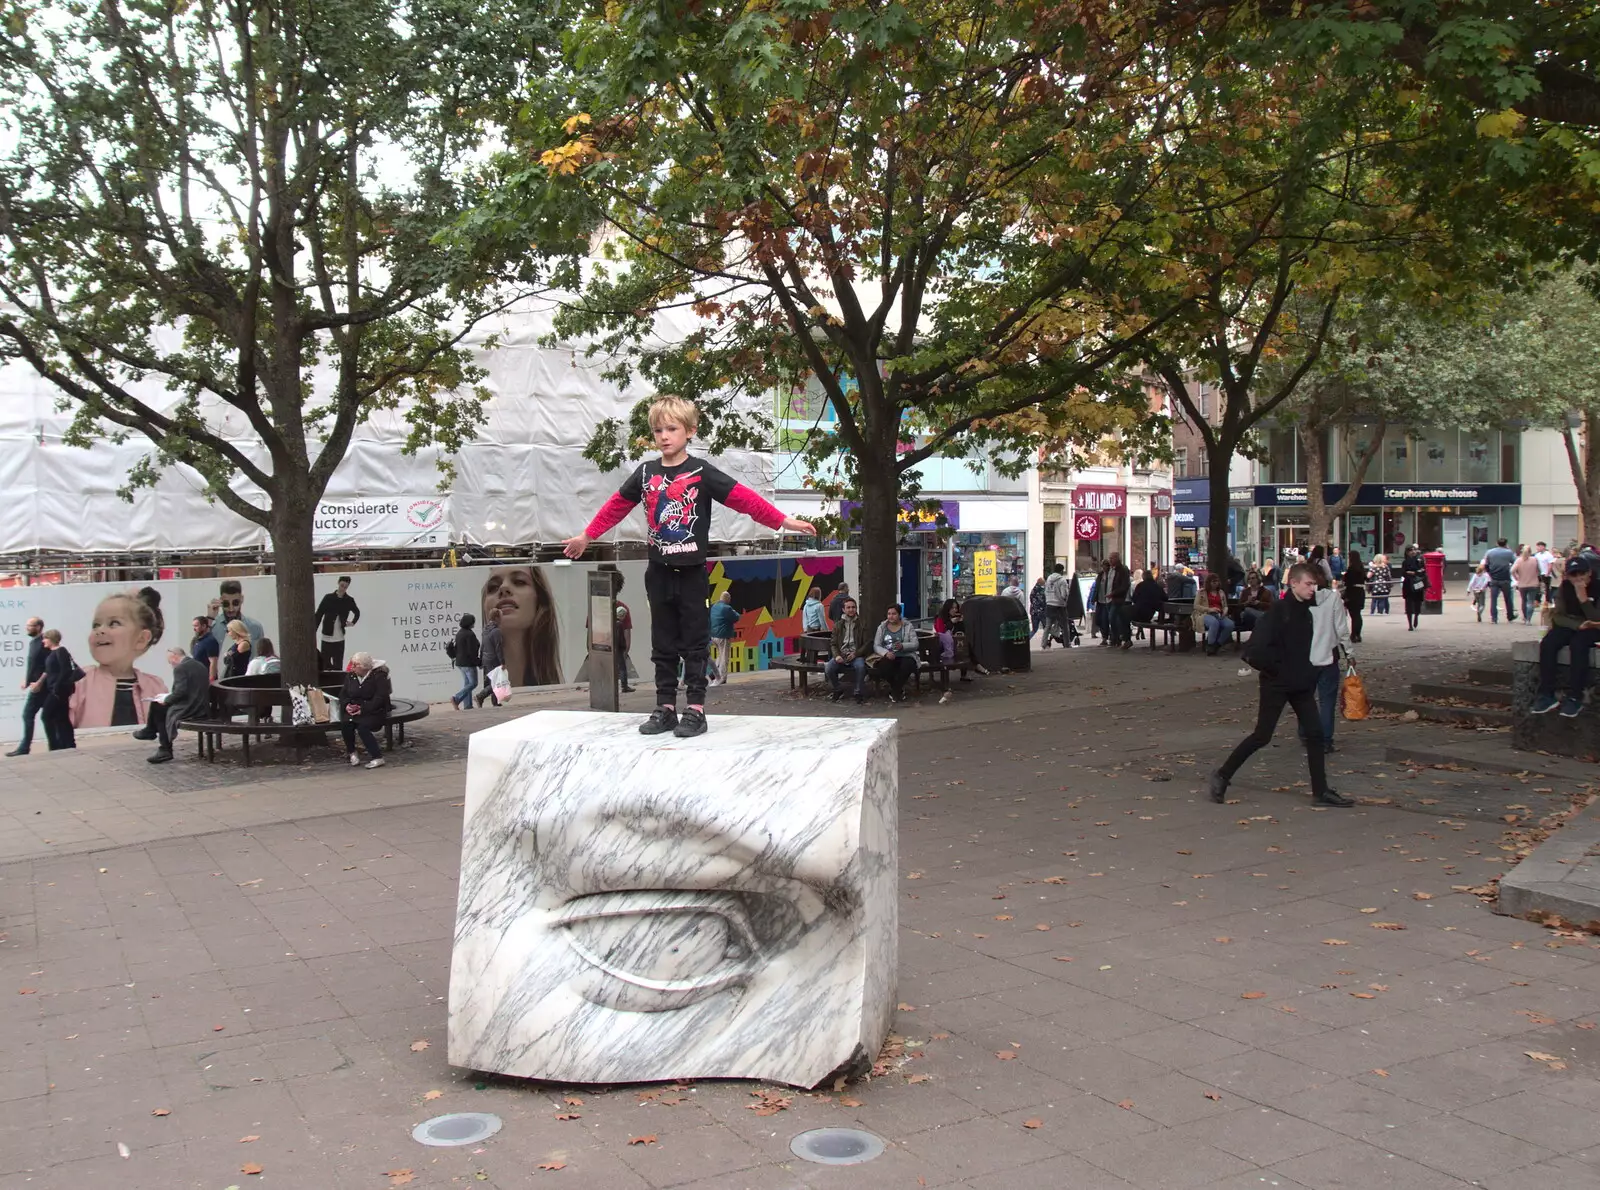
[1173,479,1210,566]
[1071,485,1126,573]
[1235,483,1523,565]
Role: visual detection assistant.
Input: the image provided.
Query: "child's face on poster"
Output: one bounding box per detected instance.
[90,596,152,668]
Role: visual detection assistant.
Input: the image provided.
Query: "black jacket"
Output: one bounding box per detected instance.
[1104,563,1131,603]
[23,635,45,686]
[1401,554,1427,594]
[1130,578,1166,621]
[1243,592,1317,691]
[43,647,79,699]
[340,665,393,727]
[315,591,361,637]
[454,627,481,668]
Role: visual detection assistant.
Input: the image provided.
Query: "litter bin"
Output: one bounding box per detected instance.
[962,595,1031,673]
[1423,549,1446,615]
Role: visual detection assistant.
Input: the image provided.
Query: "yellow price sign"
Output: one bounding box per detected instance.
[973,550,997,596]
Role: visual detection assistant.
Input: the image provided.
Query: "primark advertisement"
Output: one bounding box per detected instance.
[0,551,855,744]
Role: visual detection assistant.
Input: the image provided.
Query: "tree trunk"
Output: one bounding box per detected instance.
[269,490,321,688]
[857,461,901,625]
[1305,420,1384,551]
[1205,437,1234,576]
[1565,418,1600,546]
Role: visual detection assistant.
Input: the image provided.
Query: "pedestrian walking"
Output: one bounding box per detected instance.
[1512,546,1541,623]
[1103,553,1132,648]
[39,630,80,751]
[6,617,45,757]
[1028,577,1047,643]
[1401,545,1427,630]
[1341,550,1366,643]
[1368,554,1391,615]
[1467,565,1490,621]
[1534,541,1556,606]
[708,591,737,686]
[801,587,828,633]
[1479,537,1517,623]
[1305,582,1353,754]
[1208,564,1352,808]
[1043,564,1071,648]
[449,613,481,709]
[475,610,503,706]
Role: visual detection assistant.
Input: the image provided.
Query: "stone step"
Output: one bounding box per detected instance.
[1383,744,1575,778]
[1369,698,1514,729]
[1409,682,1512,707]
[1467,667,1514,686]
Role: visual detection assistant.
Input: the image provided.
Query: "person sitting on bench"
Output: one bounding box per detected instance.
[1131,567,1166,626]
[138,645,212,764]
[872,604,919,705]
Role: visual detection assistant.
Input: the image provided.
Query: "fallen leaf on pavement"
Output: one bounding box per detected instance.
[1213,936,1232,944]
[1371,1069,1388,1077]
[906,1073,932,1083]
[1054,955,1074,962]
[839,1097,863,1108]
[1359,908,1379,914]
[897,1003,917,1012]
[241,1164,264,1176]
[1322,939,1349,946]
[1116,1100,1135,1110]
[1240,991,1267,1000]
[555,1113,580,1121]
[1577,1022,1596,1030]
[386,1172,415,1187]
[423,1090,443,1101]
[151,1108,170,1117]
[537,1162,566,1171]
[1034,924,1051,932]
[1370,922,1406,930]
[627,1135,657,1145]
[995,1051,1017,1060]
[1412,892,1434,900]
[1022,1118,1043,1129]
[409,1040,430,1052]
[1350,992,1376,999]
[1203,1091,1222,1101]
[563,1096,583,1106]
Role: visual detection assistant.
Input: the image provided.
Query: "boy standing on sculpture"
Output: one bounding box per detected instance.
[564,396,815,737]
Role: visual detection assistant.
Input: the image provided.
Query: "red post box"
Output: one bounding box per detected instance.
[1423,549,1446,614]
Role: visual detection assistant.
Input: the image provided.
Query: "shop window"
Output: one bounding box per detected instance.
[1554,514,1579,551]
[1501,430,1519,483]
[1344,426,1380,482]
[1461,432,1496,482]
[1175,446,1188,477]
[1263,428,1299,482]
[1383,427,1414,481]
[1416,431,1456,483]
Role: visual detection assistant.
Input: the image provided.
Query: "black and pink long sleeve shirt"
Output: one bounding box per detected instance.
[584,455,787,568]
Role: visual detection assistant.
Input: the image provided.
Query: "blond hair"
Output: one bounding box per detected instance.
[647,395,699,434]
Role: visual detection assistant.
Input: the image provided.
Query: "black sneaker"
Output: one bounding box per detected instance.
[1312,790,1354,807]
[131,727,157,741]
[147,750,173,765]
[829,689,844,703]
[854,694,865,705]
[673,707,707,738]
[640,707,679,735]
[1207,770,1228,803]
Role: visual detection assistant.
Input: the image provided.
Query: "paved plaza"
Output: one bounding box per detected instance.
[2,606,1599,1188]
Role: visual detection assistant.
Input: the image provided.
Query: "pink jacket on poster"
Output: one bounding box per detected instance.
[68,666,169,729]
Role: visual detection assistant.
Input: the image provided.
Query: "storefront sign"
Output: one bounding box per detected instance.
[1073,485,1126,515]
[1243,483,1522,507]
[1172,479,1210,503]
[1074,513,1101,540]
[1151,491,1173,517]
[838,500,960,531]
[313,497,449,548]
[1174,505,1209,528]
[973,550,997,595]
[1229,486,1254,505]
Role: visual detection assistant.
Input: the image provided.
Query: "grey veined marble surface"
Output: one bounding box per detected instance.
[447,710,898,1088]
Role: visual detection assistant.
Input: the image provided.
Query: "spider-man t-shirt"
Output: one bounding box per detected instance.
[584,454,787,568]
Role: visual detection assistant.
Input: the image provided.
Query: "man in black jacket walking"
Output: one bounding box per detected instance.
[6,617,45,756]
[39,630,79,751]
[1209,564,1352,808]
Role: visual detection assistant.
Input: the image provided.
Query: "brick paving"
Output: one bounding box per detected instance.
[1,605,1598,1189]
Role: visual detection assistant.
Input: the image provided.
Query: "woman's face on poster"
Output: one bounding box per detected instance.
[89,597,152,668]
[483,568,538,633]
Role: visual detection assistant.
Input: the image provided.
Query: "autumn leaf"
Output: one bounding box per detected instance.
[1359,907,1379,914]
[563,1096,584,1106]
[150,1108,170,1117]
[387,1172,415,1187]
[423,1090,443,1101]
[1240,991,1267,1000]
[897,1003,917,1012]
[409,1040,430,1052]
[1525,1051,1562,1062]
[995,1051,1017,1060]
[1022,1118,1043,1129]
[994,914,1013,921]
[906,1073,932,1083]
[1412,892,1434,901]
[1322,939,1349,946]
[241,1164,264,1175]
[1577,1021,1596,1030]
[1350,992,1376,999]
[1034,924,1051,932]
[239,1135,260,1143]
[1213,936,1232,944]
[1203,1091,1222,1101]
[1371,1069,1388,1077]
[537,1162,566,1171]
[839,1097,864,1108]
[1116,1099,1135,1110]
[1370,922,1406,930]
[1054,955,1074,962]
[627,1135,657,1145]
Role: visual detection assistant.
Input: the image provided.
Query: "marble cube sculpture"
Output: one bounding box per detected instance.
[448,710,898,1088]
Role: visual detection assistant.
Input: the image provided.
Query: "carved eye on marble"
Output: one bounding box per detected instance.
[553,890,797,1013]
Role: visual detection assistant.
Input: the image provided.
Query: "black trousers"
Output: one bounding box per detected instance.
[340,719,383,758]
[645,563,710,707]
[1538,626,1600,700]
[1219,679,1328,795]
[16,687,43,752]
[319,640,346,671]
[41,694,74,750]
[1346,601,1363,641]
[875,653,918,695]
[146,701,175,752]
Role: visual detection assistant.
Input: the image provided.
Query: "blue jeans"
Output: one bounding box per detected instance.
[1489,579,1515,622]
[1203,613,1233,646]
[1519,587,1539,622]
[826,657,867,695]
[452,665,479,707]
[1300,662,1340,746]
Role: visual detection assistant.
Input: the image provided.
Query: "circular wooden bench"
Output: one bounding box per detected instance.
[177,696,429,767]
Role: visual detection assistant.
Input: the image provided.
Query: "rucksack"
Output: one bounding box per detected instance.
[445,638,457,660]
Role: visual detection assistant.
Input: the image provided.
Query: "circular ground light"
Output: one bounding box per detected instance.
[789,1127,885,1166]
[412,1112,503,1147]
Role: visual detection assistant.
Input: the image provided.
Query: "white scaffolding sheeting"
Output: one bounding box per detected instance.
[0,299,776,553]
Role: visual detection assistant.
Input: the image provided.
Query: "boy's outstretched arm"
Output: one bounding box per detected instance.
[563,490,639,559]
[719,483,815,536]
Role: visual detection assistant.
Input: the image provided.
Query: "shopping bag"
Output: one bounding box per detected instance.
[288,686,314,727]
[489,664,512,704]
[1341,665,1370,721]
[305,686,331,724]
